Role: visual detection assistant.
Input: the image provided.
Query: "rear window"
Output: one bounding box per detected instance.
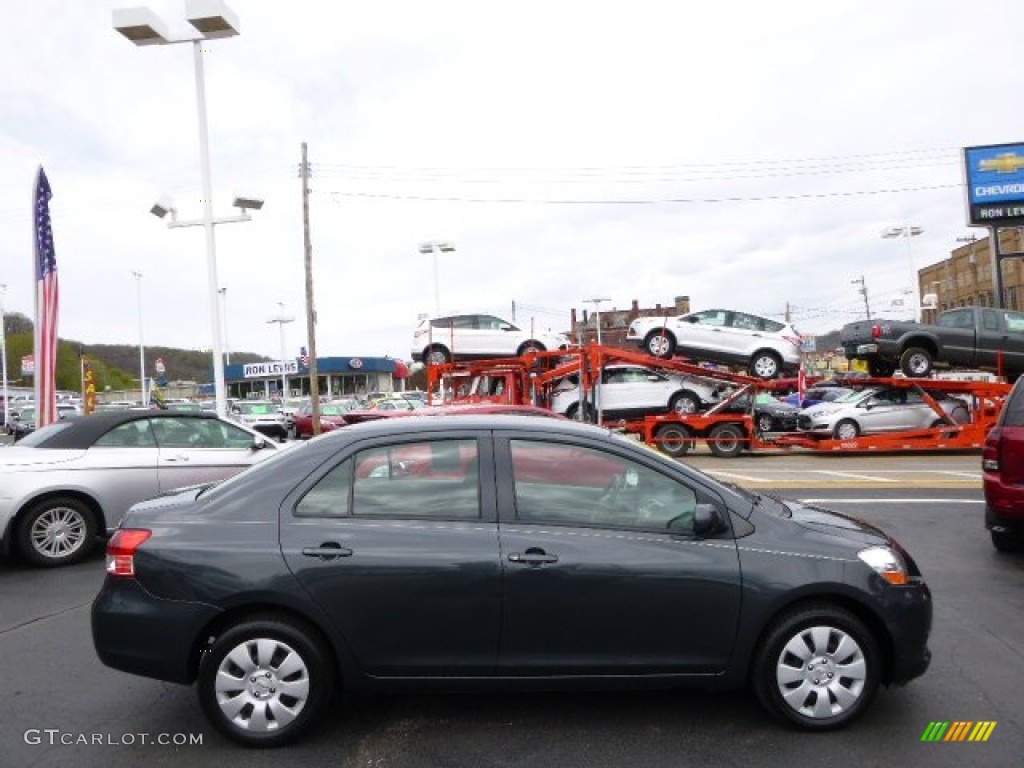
[1000,380,1024,427]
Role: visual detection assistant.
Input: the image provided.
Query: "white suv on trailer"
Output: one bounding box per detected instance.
[626,308,802,379]
[412,313,571,365]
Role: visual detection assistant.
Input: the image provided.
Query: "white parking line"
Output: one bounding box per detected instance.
[705,470,767,483]
[814,471,899,483]
[798,498,984,504]
[925,471,982,479]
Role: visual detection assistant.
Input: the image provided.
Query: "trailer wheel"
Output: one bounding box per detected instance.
[899,347,933,377]
[707,423,746,458]
[656,424,694,457]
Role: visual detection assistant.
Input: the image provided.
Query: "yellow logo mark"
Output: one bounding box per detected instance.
[979,153,1024,174]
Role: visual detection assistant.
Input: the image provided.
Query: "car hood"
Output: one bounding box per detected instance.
[0,447,86,468]
[802,404,844,418]
[782,498,889,547]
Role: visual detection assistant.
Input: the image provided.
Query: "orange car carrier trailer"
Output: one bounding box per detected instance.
[425,346,1011,459]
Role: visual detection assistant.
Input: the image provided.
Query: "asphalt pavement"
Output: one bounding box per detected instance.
[0,454,1022,767]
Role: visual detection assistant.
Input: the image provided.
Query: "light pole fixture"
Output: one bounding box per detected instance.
[131,271,146,405]
[418,240,455,316]
[881,225,924,321]
[114,0,253,419]
[582,297,610,425]
[267,302,295,400]
[0,283,8,430]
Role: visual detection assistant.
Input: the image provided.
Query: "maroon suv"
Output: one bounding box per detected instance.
[982,378,1024,552]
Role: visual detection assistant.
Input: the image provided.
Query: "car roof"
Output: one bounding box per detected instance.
[29,410,226,449]
[320,413,602,440]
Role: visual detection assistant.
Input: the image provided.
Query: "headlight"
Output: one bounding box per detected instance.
[858,546,909,585]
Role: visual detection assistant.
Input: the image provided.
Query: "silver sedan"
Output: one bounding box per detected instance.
[797,386,970,439]
[0,410,283,567]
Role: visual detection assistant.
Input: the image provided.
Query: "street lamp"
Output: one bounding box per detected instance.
[583,297,610,425]
[114,0,255,419]
[418,241,455,316]
[881,225,924,321]
[267,302,295,400]
[218,286,230,365]
[1,284,8,430]
[131,271,146,405]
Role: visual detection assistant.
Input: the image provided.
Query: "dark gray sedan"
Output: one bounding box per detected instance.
[92,416,931,747]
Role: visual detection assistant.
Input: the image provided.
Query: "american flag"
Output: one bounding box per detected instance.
[34,167,59,428]
[299,346,310,368]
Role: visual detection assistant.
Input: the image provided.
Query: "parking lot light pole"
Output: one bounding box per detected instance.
[219,286,230,365]
[881,225,924,321]
[1,284,8,430]
[113,0,250,419]
[418,241,455,316]
[268,302,295,400]
[132,271,146,405]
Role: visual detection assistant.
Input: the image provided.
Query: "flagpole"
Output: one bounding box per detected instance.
[33,168,41,420]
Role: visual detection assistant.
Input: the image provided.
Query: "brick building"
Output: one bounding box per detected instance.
[570,296,692,349]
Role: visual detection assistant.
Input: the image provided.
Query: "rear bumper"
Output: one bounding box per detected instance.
[92,578,218,685]
[983,476,1024,532]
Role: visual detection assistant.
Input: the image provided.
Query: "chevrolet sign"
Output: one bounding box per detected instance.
[964,142,1024,226]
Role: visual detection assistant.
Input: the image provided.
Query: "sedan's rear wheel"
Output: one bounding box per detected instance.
[198,616,335,748]
[18,497,97,567]
[753,604,880,729]
[749,351,782,379]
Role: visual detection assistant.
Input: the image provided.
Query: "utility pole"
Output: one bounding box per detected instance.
[851,275,872,319]
[785,302,791,322]
[301,142,321,435]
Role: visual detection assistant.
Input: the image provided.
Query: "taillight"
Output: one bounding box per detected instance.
[871,324,882,339]
[106,529,152,577]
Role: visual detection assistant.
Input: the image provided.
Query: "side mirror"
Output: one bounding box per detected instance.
[252,437,269,451]
[693,503,726,536]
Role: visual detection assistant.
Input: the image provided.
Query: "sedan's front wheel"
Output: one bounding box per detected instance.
[17,496,97,567]
[753,604,880,729]
[198,615,335,748]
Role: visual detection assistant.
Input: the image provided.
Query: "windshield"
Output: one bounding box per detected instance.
[835,389,870,404]
[237,403,277,415]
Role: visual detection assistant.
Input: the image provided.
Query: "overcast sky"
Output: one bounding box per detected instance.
[2,0,1021,369]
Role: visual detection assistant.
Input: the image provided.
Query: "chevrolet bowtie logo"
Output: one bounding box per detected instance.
[979,153,1024,174]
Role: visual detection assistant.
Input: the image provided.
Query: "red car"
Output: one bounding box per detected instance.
[292,402,354,439]
[983,376,1024,552]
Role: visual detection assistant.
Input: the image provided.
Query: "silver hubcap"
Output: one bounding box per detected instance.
[775,625,867,720]
[31,507,87,559]
[753,356,778,378]
[836,423,858,440]
[215,638,311,733]
[426,350,447,365]
[673,399,697,415]
[647,335,671,356]
[908,355,928,374]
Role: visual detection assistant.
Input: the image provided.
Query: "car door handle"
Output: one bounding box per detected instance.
[508,550,559,565]
[302,542,354,560]
[163,454,190,462]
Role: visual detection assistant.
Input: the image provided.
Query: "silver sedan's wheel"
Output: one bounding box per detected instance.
[833,419,860,440]
[198,617,334,747]
[18,497,97,567]
[750,352,781,379]
[753,605,879,729]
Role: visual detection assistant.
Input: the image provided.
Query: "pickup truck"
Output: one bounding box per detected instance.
[839,306,1024,379]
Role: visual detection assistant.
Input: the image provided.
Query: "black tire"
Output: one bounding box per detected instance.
[752,603,880,730]
[644,330,675,359]
[899,347,933,378]
[749,351,782,380]
[516,341,547,357]
[669,391,701,415]
[566,402,596,423]
[756,412,776,433]
[991,530,1024,553]
[707,423,746,458]
[832,419,860,440]
[17,496,98,567]
[423,345,451,365]
[656,424,694,457]
[866,359,896,378]
[197,615,335,748]
[929,419,957,439]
